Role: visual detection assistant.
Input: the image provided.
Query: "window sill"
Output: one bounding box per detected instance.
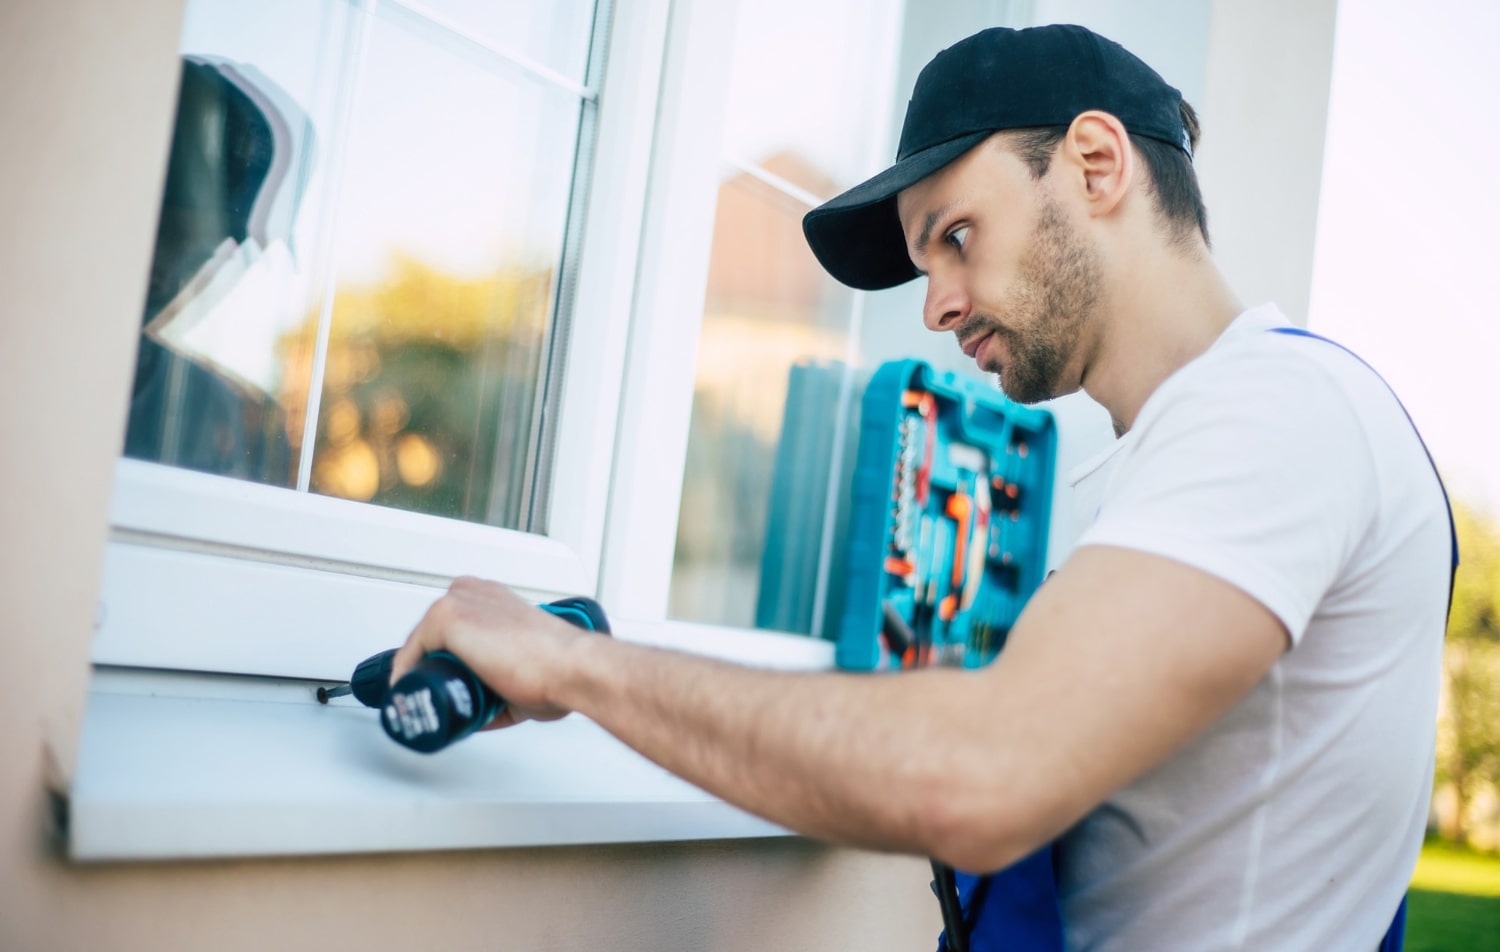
[67,666,791,861]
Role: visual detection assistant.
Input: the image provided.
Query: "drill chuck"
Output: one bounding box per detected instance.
[316,647,397,704]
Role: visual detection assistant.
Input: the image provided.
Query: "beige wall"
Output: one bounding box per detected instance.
[0,1,938,949]
[1197,0,1340,325]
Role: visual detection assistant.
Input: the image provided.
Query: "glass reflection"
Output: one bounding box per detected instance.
[124,0,353,485]
[410,0,596,82]
[125,0,595,534]
[670,168,853,630]
[307,9,581,528]
[669,0,900,633]
[719,0,900,190]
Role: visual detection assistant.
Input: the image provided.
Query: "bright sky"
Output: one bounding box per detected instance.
[1308,0,1500,511]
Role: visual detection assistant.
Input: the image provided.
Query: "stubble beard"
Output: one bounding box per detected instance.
[975,196,1101,405]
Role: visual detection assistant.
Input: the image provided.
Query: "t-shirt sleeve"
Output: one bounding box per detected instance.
[1074,348,1377,644]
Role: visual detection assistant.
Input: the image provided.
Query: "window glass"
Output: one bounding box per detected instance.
[413,0,597,83]
[717,1,897,197]
[310,7,582,527]
[669,0,902,633]
[124,0,598,534]
[124,0,356,487]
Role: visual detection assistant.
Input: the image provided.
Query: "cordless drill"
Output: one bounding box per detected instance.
[316,596,610,753]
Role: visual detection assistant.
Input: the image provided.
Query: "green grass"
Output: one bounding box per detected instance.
[1412,841,1500,898]
[1405,842,1500,952]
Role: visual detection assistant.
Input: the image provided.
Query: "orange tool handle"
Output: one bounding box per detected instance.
[947,488,972,592]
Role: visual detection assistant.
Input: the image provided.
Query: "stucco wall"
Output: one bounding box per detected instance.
[1196,0,1340,324]
[0,2,938,949]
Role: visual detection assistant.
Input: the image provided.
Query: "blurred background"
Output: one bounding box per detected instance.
[1307,2,1500,941]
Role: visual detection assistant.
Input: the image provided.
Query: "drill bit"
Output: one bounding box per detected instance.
[316,684,352,704]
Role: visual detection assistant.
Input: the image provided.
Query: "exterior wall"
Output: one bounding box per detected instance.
[1197,0,1340,324]
[0,2,938,950]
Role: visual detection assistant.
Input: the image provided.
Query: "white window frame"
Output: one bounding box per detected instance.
[98,0,682,675]
[597,0,905,642]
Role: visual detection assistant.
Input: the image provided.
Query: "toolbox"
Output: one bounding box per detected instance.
[836,359,1056,671]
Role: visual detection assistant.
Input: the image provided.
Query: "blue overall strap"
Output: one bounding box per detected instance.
[1272,326,1459,952]
[1268,328,1458,605]
[936,847,1063,952]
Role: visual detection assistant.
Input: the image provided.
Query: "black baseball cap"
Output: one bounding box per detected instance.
[802,24,1189,291]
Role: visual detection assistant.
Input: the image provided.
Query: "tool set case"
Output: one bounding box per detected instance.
[836,359,1056,671]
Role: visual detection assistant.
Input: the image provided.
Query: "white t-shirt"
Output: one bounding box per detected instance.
[1055,304,1451,951]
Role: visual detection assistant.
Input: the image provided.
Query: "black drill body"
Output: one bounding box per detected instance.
[317,596,610,753]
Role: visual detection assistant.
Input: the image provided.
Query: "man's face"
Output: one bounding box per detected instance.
[896,136,1101,405]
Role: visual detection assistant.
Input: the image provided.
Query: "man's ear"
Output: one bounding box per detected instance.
[1061,111,1133,220]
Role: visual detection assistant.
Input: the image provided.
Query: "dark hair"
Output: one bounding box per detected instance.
[1005,100,1209,250]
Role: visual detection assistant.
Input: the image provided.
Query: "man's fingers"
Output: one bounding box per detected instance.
[389,593,454,685]
[479,708,526,731]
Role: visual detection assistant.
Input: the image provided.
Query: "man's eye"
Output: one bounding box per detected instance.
[946,225,970,250]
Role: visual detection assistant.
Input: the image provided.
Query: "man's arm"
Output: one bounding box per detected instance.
[392,544,1287,871]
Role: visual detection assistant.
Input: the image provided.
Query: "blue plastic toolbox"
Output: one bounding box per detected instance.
[836,359,1056,671]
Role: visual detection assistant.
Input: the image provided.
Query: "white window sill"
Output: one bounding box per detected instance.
[68,663,797,861]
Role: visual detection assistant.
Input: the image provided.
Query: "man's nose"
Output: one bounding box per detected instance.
[922,270,970,332]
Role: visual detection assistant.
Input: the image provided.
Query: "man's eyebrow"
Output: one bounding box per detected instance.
[913,201,956,259]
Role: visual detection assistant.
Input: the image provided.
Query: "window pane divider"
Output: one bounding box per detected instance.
[379,0,599,101]
[721,154,826,209]
[522,0,614,531]
[296,0,380,493]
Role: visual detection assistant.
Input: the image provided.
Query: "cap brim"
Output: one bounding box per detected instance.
[802,131,990,291]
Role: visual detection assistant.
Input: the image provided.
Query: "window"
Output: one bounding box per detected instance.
[666,0,904,636]
[98,0,659,675]
[125,0,598,529]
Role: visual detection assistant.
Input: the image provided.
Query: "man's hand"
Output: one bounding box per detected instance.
[388,577,588,728]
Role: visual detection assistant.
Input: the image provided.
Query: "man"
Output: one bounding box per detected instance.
[393,25,1451,950]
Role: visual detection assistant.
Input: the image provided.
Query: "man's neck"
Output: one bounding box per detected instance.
[1081,248,1242,437]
